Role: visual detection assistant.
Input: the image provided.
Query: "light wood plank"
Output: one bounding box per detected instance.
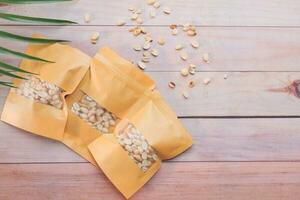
[1,118,300,163]
[1,26,300,71]
[153,72,300,116]
[1,72,300,116]
[0,162,299,200]
[1,0,300,26]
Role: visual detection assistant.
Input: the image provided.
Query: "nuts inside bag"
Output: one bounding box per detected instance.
[71,94,117,133]
[88,120,161,199]
[117,122,158,172]
[87,47,193,198]
[17,75,65,109]
[62,49,155,164]
[1,38,90,140]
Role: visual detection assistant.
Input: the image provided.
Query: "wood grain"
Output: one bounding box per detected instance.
[0,162,299,200]
[0,72,300,117]
[154,72,300,116]
[1,72,300,117]
[1,118,300,163]
[1,26,300,72]
[1,0,300,26]
[1,1,300,199]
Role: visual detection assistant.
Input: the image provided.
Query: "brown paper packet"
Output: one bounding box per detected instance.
[1,39,90,141]
[62,74,100,165]
[88,92,192,198]
[87,47,193,198]
[93,47,193,160]
[123,90,193,160]
[62,47,155,164]
[88,119,161,199]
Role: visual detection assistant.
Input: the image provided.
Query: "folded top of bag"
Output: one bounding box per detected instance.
[94,47,156,91]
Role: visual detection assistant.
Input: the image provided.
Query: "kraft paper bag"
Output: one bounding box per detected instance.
[89,119,161,199]
[1,38,90,141]
[87,47,193,198]
[123,90,193,160]
[88,92,193,198]
[62,47,155,164]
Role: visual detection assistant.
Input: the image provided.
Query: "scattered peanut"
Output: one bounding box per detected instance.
[191,41,199,48]
[116,20,126,26]
[180,68,189,77]
[153,2,161,8]
[128,5,136,12]
[188,80,196,88]
[203,78,211,85]
[182,23,197,36]
[143,42,152,50]
[168,81,176,89]
[84,13,91,23]
[149,10,156,18]
[136,17,143,24]
[169,24,177,29]
[141,57,150,63]
[147,0,156,5]
[224,73,228,79]
[91,32,100,44]
[172,28,178,35]
[175,44,184,50]
[163,7,171,15]
[188,64,196,75]
[150,49,159,57]
[202,53,210,63]
[131,13,139,21]
[157,38,165,45]
[182,91,189,99]
[144,35,153,42]
[137,61,147,70]
[180,52,188,61]
[133,44,142,51]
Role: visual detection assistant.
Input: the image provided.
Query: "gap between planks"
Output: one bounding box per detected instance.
[1,71,300,117]
[1,118,300,163]
[1,162,300,200]
[2,26,300,72]
[1,0,300,27]
[2,160,300,165]
[3,25,300,28]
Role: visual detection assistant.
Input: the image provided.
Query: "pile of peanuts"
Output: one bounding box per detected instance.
[16,76,64,109]
[71,94,117,133]
[116,123,158,172]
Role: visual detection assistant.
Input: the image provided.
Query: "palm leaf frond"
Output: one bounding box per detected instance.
[0,61,36,74]
[0,68,26,79]
[0,12,77,24]
[0,1,74,87]
[0,46,53,63]
[0,81,16,88]
[0,30,69,43]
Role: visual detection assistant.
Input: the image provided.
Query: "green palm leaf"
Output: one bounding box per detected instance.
[0,81,16,88]
[0,0,74,87]
[0,61,36,74]
[0,68,26,79]
[0,30,69,43]
[0,12,77,24]
[0,0,72,4]
[0,46,53,63]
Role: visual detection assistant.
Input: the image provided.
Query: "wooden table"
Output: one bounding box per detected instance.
[1,1,300,199]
